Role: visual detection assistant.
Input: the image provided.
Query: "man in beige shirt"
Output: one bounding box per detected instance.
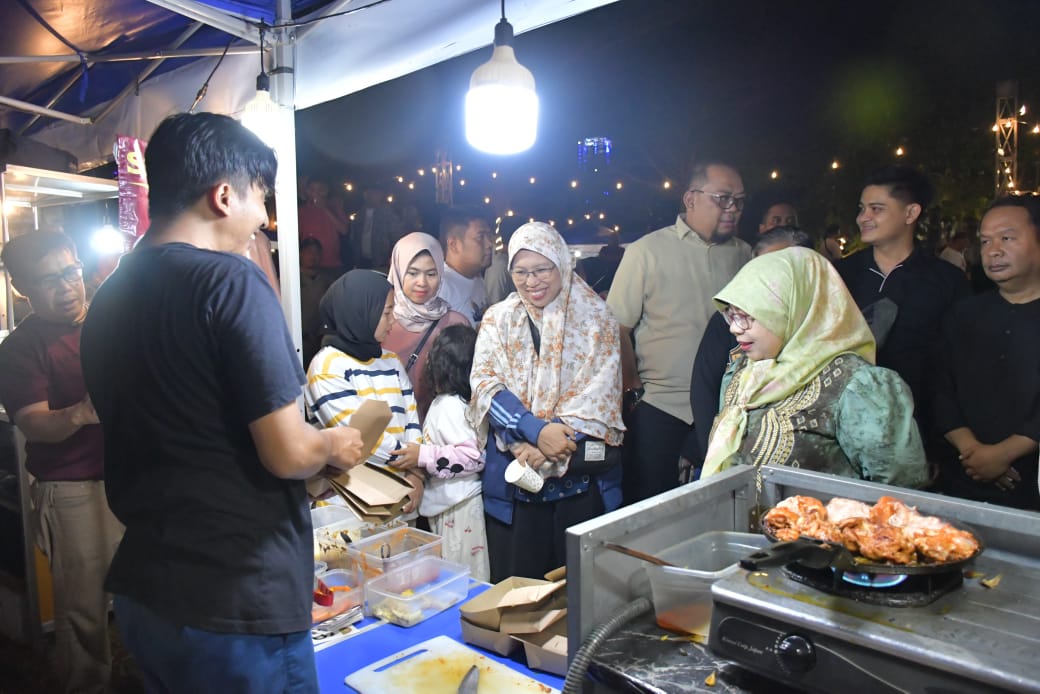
[607,162,752,503]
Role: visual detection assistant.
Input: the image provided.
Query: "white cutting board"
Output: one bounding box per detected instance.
[345,636,560,693]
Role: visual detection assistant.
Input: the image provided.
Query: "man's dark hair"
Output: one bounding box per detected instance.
[986,196,1040,237]
[423,323,478,400]
[1,231,77,289]
[863,165,934,210]
[759,199,797,224]
[439,207,487,248]
[753,226,812,256]
[686,160,738,190]
[300,237,323,253]
[144,112,277,221]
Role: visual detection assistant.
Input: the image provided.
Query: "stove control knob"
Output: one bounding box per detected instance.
[777,634,815,674]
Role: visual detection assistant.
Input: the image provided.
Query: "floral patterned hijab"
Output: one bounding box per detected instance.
[702,247,875,477]
[389,232,451,332]
[469,222,624,477]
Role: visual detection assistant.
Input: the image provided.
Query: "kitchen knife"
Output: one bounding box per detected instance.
[457,664,480,694]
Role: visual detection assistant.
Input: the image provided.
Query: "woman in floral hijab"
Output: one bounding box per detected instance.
[470,222,625,580]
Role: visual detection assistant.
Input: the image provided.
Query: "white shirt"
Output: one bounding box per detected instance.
[439,265,488,327]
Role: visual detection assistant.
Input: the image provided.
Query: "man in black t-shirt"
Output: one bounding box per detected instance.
[934,197,1040,510]
[81,113,365,692]
[838,165,970,453]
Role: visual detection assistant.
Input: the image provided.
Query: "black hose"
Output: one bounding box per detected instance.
[562,597,653,693]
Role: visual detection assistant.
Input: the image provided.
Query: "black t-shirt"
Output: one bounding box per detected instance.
[837,247,970,437]
[688,311,736,464]
[81,243,310,633]
[933,291,1040,510]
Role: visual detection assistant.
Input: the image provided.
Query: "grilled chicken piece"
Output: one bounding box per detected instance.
[761,507,803,542]
[912,526,980,562]
[838,517,917,565]
[825,497,872,524]
[765,496,841,542]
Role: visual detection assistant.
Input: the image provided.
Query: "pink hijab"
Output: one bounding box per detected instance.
[389,232,451,332]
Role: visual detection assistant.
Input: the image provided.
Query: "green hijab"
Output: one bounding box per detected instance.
[701,247,876,477]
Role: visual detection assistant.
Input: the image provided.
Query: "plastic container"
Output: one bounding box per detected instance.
[311,504,356,530]
[312,505,368,570]
[346,526,443,580]
[646,531,768,637]
[365,556,470,627]
[312,567,363,624]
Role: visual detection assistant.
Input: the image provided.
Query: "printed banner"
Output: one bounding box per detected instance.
[114,135,149,239]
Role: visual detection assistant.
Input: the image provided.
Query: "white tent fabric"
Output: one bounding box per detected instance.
[30,0,618,166]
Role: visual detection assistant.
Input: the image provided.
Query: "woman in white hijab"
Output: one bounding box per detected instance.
[470,222,625,581]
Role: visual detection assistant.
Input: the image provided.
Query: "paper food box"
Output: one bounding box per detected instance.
[459,576,567,659]
[511,616,568,676]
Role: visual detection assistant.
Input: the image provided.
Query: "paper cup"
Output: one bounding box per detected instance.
[504,459,544,493]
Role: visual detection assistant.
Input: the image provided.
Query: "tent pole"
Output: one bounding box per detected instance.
[0,46,258,64]
[144,0,260,44]
[270,0,304,371]
[92,22,204,126]
[0,96,90,125]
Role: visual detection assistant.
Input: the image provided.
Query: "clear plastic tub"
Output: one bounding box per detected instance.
[312,568,363,624]
[365,556,470,627]
[346,526,443,580]
[646,531,768,637]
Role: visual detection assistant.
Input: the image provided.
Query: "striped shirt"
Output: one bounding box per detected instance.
[305,346,422,464]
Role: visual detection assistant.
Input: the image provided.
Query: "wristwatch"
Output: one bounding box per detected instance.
[624,386,645,404]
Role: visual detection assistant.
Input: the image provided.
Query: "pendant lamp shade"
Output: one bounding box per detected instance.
[465,18,539,155]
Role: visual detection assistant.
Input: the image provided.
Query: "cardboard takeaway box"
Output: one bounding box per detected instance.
[305,400,413,522]
[458,576,568,675]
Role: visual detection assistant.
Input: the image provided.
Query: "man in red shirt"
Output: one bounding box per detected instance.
[0,231,123,694]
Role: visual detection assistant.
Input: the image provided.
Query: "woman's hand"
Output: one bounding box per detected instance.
[401,471,425,514]
[537,422,577,463]
[391,442,421,469]
[512,441,548,470]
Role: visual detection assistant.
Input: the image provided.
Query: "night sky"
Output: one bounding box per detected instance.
[295,0,1040,239]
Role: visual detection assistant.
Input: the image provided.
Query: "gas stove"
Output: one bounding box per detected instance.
[709,547,1040,693]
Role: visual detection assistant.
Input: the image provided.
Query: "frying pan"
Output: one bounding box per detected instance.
[741,525,983,576]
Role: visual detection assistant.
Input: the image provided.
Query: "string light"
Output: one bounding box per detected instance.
[662,181,672,189]
[895,146,905,156]
[417,169,425,176]
[831,160,840,170]
[484,196,491,204]
[529,176,536,184]
[459,179,466,186]
[770,170,779,180]
[615,182,623,190]
[570,180,578,188]
[408,182,415,190]
[491,171,498,179]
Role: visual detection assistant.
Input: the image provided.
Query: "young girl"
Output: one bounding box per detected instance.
[306,269,424,516]
[391,324,489,581]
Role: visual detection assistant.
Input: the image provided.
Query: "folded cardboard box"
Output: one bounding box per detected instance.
[511,617,568,676]
[459,616,519,656]
[459,577,566,631]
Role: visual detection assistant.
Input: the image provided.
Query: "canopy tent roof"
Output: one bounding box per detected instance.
[0,0,618,168]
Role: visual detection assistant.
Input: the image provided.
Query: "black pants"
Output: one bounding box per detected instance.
[485,481,604,583]
[621,401,692,505]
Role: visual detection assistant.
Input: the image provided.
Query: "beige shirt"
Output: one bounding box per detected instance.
[607,215,751,423]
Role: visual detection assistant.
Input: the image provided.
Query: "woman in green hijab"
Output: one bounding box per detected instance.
[702,247,927,488]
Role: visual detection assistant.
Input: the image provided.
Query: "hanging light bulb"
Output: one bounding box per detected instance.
[240,28,284,147]
[465,1,539,155]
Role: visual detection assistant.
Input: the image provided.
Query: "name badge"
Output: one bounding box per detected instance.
[584,441,606,462]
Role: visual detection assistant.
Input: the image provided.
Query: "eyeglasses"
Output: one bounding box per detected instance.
[34,262,84,290]
[510,265,556,283]
[689,190,748,212]
[722,305,754,331]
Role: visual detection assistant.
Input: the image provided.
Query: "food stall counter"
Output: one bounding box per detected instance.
[315,581,564,693]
